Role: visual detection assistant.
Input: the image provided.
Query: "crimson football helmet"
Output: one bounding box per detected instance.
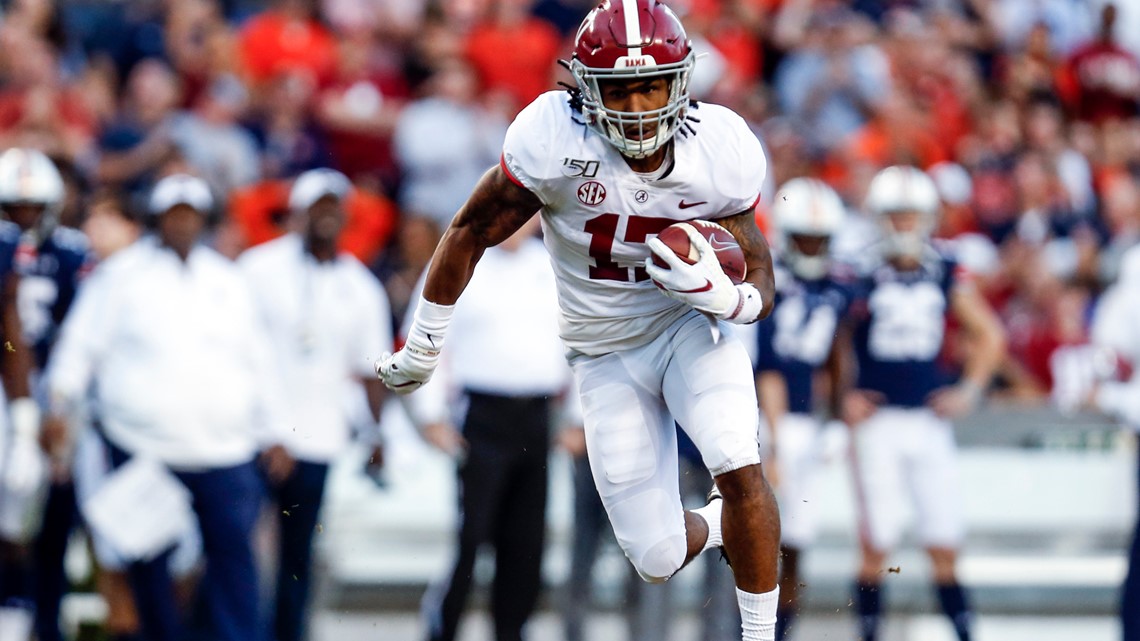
[569,0,695,159]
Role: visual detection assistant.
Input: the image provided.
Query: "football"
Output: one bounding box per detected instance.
[651,220,746,284]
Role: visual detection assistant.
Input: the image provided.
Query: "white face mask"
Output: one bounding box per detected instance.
[571,52,696,159]
[879,211,933,260]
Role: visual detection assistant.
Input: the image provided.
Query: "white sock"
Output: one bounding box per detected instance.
[737,585,779,641]
[692,496,723,553]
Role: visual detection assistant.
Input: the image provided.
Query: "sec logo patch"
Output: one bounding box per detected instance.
[577,181,607,206]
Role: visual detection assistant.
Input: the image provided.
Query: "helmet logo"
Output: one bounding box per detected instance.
[616,55,657,68]
[577,181,607,206]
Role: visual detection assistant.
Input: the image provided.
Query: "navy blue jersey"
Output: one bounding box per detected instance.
[0,222,19,285]
[851,248,958,408]
[11,225,91,369]
[755,265,853,414]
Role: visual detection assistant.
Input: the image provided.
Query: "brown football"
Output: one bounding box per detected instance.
[651,220,747,285]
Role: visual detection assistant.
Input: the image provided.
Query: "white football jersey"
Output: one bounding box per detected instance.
[501,91,766,355]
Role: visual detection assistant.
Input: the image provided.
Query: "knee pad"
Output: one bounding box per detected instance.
[606,488,687,583]
[630,535,688,583]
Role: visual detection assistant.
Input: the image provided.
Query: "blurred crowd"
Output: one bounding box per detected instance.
[0,0,1134,397]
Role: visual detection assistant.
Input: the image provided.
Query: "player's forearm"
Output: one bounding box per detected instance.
[961,342,1003,391]
[826,327,854,418]
[0,276,32,400]
[363,379,386,424]
[717,210,776,319]
[756,371,788,437]
[960,321,1006,391]
[421,226,485,306]
[953,289,1007,390]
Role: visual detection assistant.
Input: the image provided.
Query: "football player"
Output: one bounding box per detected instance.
[0,149,62,641]
[840,166,1006,641]
[758,178,852,641]
[377,1,782,639]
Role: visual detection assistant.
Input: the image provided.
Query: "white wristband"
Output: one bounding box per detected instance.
[404,297,455,359]
[724,283,764,325]
[10,397,41,440]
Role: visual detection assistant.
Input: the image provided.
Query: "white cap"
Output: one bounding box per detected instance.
[289,168,351,212]
[149,174,213,215]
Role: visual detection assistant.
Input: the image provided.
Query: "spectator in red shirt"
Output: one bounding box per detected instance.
[1060,3,1140,124]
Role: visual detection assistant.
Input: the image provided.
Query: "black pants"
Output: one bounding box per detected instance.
[104,437,262,641]
[1125,446,1140,641]
[423,391,551,641]
[34,481,77,641]
[266,459,329,641]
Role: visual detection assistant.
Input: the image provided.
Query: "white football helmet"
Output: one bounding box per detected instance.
[864,165,940,260]
[0,147,64,241]
[772,178,845,280]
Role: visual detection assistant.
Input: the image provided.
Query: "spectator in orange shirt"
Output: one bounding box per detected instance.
[464,0,561,115]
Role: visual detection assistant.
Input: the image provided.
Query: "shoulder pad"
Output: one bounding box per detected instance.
[50,227,91,254]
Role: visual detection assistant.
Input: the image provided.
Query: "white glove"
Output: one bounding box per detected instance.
[376,346,436,394]
[3,431,47,495]
[645,224,763,324]
[4,398,46,495]
[376,298,454,395]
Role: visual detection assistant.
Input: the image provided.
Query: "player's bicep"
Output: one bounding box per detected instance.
[422,165,543,305]
[714,209,775,318]
[449,164,543,249]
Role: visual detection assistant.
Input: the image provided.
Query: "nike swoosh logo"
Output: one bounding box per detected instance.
[679,200,707,209]
[427,334,437,349]
[708,237,736,250]
[672,279,714,294]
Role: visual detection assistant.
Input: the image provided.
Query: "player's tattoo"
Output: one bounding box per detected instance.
[422,165,543,305]
[453,166,542,248]
[716,208,776,319]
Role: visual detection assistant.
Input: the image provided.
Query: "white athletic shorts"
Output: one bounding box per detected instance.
[569,311,762,580]
[850,407,964,551]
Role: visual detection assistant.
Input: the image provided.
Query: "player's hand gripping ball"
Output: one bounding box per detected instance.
[650,220,746,285]
[645,221,751,321]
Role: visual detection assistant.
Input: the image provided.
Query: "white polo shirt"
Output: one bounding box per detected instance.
[47,237,285,469]
[1092,245,1140,427]
[407,238,571,425]
[240,233,391,462]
